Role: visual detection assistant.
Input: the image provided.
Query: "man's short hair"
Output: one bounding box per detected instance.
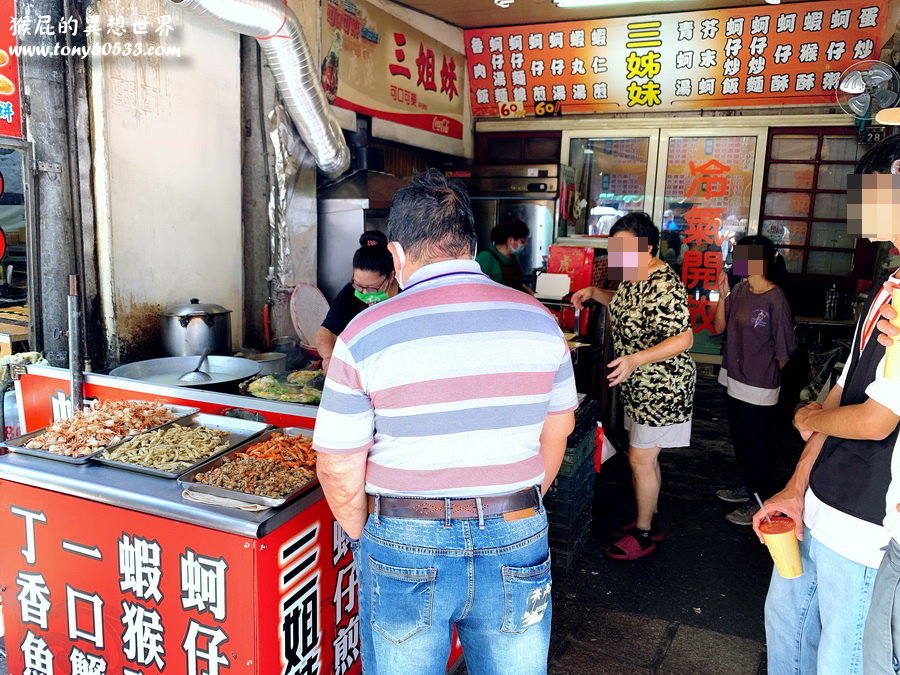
[856,133,900,174]
[387,168,477,260]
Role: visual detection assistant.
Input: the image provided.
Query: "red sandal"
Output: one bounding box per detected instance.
[611,522,666,543]
[605,533,657,560]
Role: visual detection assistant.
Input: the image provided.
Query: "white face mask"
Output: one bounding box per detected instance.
[392,241,408,289]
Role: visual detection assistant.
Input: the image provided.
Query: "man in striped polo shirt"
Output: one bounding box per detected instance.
[314,169,577,674]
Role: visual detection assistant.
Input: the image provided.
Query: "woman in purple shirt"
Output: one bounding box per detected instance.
[713,235,796,526]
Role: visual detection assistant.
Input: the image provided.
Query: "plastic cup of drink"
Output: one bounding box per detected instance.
[759,516,803,579]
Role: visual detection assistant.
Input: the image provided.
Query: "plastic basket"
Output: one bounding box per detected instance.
[545,454,594,503]
[557,434,595,477]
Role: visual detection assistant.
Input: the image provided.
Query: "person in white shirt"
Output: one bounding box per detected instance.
[752,135,900,675]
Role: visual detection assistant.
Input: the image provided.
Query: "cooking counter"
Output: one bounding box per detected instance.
[0,364,370,675]
[15,364,319,431]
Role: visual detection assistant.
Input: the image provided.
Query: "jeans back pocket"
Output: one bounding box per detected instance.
[501,555,552,634]
[500,558,553,633]
[368,556,437,644]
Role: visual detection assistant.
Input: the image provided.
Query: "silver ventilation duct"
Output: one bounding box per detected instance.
[171,0,351,177]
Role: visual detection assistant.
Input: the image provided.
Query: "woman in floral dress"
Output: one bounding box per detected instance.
[572,212,696,560]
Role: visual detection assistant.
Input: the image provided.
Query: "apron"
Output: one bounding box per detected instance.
[487,248,523,290]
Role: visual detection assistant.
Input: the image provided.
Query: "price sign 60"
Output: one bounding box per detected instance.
[498,101,525,118]
[534,100,562,117]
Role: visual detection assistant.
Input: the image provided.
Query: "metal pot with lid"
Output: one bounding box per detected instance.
[161,298,232,357]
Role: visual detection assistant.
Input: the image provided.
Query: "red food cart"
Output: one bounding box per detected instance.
[0,365,463,674]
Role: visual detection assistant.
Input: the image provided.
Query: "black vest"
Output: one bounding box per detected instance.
[808,287,900,525]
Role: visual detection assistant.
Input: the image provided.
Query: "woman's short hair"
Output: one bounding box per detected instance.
[352,230,393,276]
[609,212,660,256]
[489,218,530,245]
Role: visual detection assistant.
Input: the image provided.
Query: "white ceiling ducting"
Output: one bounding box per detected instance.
[172,0,351,177]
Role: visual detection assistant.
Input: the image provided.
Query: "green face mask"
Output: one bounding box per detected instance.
[354,289,389,304]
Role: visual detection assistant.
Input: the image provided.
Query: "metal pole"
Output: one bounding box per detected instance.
[68,274,82,411]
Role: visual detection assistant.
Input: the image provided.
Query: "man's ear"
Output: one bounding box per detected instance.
[387,242,403,277]
[891,158,900,175]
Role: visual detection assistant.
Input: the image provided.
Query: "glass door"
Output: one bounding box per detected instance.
[562,130,659,236]
[563,126,767,354]
[655,129,767,353]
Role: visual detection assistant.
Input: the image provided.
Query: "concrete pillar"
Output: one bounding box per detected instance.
[18,0,81,366]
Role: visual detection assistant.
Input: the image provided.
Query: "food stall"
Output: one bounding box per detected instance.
[0,365,464,674]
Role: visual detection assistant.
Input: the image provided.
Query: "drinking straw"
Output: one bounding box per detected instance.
[753,492,772,525]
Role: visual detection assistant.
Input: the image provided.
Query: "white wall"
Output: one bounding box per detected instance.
[91,0,243,361]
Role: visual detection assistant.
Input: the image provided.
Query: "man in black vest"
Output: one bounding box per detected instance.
[753,135,900,675]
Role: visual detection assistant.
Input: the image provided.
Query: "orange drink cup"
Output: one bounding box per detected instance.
[885,289,900,381]
[760,516,803,579]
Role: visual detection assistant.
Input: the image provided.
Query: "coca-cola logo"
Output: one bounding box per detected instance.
[432,117,451,135]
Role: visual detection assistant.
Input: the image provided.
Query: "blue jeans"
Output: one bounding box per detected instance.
[863,538,900,674]
[354,500,552,675]
[765,528,878,675]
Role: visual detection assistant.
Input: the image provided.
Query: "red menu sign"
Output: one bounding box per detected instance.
[465,0,891,116]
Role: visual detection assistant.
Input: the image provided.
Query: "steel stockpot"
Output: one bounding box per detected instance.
[161,298,232,357]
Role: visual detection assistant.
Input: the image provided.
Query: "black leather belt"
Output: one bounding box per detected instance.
[367,487,540,520]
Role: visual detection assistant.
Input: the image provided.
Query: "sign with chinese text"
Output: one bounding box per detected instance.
[465,0,890,116]
[0,481,363,675]
[322,0,465,139]
[0,0,23,137]
[660,136,757,343]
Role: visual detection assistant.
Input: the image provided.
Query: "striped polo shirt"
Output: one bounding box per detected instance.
[312,259,579,497]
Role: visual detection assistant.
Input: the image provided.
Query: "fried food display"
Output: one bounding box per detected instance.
[102,424,231,473]
[192,432,316,498]
[23,400,177,458]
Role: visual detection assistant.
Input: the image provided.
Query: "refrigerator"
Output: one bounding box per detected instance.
[316,170,408,303]
[468,164,575,279]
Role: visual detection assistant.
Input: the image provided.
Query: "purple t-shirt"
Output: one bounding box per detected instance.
[722,281,796,391]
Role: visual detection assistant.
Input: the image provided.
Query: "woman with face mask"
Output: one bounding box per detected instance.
[713,235,796,526]
[475,218,535,295]
[316,231,398,372]
[571,212,696,560]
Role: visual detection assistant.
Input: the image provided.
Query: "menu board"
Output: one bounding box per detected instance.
[465,0,891,116]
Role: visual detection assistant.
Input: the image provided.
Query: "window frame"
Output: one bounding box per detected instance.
[761,126,862,279]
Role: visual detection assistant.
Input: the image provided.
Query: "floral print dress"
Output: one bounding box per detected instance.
[608,263,696,427]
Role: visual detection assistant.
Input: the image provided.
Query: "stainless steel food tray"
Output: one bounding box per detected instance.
[94,413,271,478]
[178,427,317,508]
[1,403,200,465]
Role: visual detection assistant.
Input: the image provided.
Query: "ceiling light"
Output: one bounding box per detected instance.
[494,0,514,6]
[765,0,781,4]
[554,0,664,7]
